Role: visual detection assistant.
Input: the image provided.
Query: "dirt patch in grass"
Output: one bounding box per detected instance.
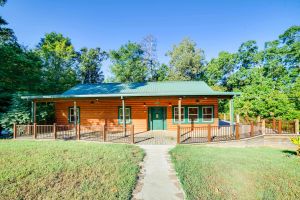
[0,140,144,200]
[170,146,300,200]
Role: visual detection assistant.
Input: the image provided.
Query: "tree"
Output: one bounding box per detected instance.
[263,40,287,82]
[204,51,236,86]
[278,26,300,81]
[141,35,159,81]
[167,38,205,81]
[0,92,31,131]
[153,63,170,81]
[0,0,7,6]
[0,44,42,113]
[110,42,147,82]
[226,40,261,90]
[234,68,299,120]
[0,0,16,44]
[236,40,259,69]
[36,32,78,93]
[78,47,107,84]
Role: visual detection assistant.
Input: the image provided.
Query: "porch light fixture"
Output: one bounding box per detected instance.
[143,102,146,107]
[196,99,200,104]
[168,102,172,107]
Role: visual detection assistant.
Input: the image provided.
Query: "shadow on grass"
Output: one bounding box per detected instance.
[281,150,297,156]
[0,134,13,139]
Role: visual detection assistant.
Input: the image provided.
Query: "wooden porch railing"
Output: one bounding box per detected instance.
[178,124,238,144]
[13,123,135,144]
[176,118,298,144]
[12,118,299,145]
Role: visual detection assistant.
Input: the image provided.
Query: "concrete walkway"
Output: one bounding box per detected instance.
[132,145,184,200]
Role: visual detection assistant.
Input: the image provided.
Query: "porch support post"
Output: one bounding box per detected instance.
[229,98,234,125]
[53,123,57,139]
[235,123,240,140]
[295,119,299,135]
[74,101,77,138]
[121,96,126,136]
[178,97,182,125]
[13,123,17,139]
[177,125,180,144]
[262,119,266,135]
[236,114,240,123]
[229,98,234,134]
[32,101,36,124]
[250,121,254,137]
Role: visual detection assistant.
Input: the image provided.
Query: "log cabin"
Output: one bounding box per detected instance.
[22,81,238,134]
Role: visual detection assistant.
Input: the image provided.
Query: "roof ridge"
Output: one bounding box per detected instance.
[75,80,206,85]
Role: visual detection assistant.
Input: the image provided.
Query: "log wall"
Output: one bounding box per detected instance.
[55,97,219,132]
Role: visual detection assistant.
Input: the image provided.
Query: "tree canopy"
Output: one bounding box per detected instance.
[78,47,107,84]
[110,42,148,82]
[167,38,205,81]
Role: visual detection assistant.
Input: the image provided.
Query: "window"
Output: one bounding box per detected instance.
[202,106,213,122]
[174,107,185,123]
[119,107,131,124]
[188,107,199,122]
[69,107,80,123]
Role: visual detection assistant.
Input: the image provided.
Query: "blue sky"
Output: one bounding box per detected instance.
[1,0,300,76]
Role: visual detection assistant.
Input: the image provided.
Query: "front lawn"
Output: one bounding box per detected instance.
[170,146,300,200]
[0,141,144,200]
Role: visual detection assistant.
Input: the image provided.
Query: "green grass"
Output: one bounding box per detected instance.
[170,146,300,200]
[0,140,144,200]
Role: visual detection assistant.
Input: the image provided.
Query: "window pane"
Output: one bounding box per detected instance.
[69,108,79,123]
[202,107,213,122]
[189,107,197,114]
[203,107,212,115]
[119,107,131,123]
[188,107,198,122]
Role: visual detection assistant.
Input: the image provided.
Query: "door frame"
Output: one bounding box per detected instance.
[148,106,167,130]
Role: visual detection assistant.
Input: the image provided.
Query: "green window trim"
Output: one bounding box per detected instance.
[172,105,214,124]
[118,106,132,124]
[68,107,80,123]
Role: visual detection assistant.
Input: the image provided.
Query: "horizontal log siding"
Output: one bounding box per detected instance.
[55,97,218,133]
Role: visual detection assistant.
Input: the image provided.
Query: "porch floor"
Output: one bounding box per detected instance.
[134,131,177,145]
[15,130,178,145]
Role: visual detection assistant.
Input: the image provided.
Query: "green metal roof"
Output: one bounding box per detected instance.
[22,81,239,100]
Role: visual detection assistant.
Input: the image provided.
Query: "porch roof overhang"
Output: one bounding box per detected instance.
[21,92,240,101]
[21,81,241,101]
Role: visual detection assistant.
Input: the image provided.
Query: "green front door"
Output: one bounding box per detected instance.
[149,107,166,130]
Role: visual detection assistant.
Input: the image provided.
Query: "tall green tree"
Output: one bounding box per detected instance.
[234,68,299,120]
[0,0,42,113]
[167,38,205,81]
[0,45,42,113]
[36,32,78,93]
[110,42,147,82]
[204,51,236,86]
[0,0,15,44]
[278,26,300,80]
[152,63,170,81]
[226,40,261,90]
[78,47,107,83]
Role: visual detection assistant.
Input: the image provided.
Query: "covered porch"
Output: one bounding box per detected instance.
[17,81,241,144]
